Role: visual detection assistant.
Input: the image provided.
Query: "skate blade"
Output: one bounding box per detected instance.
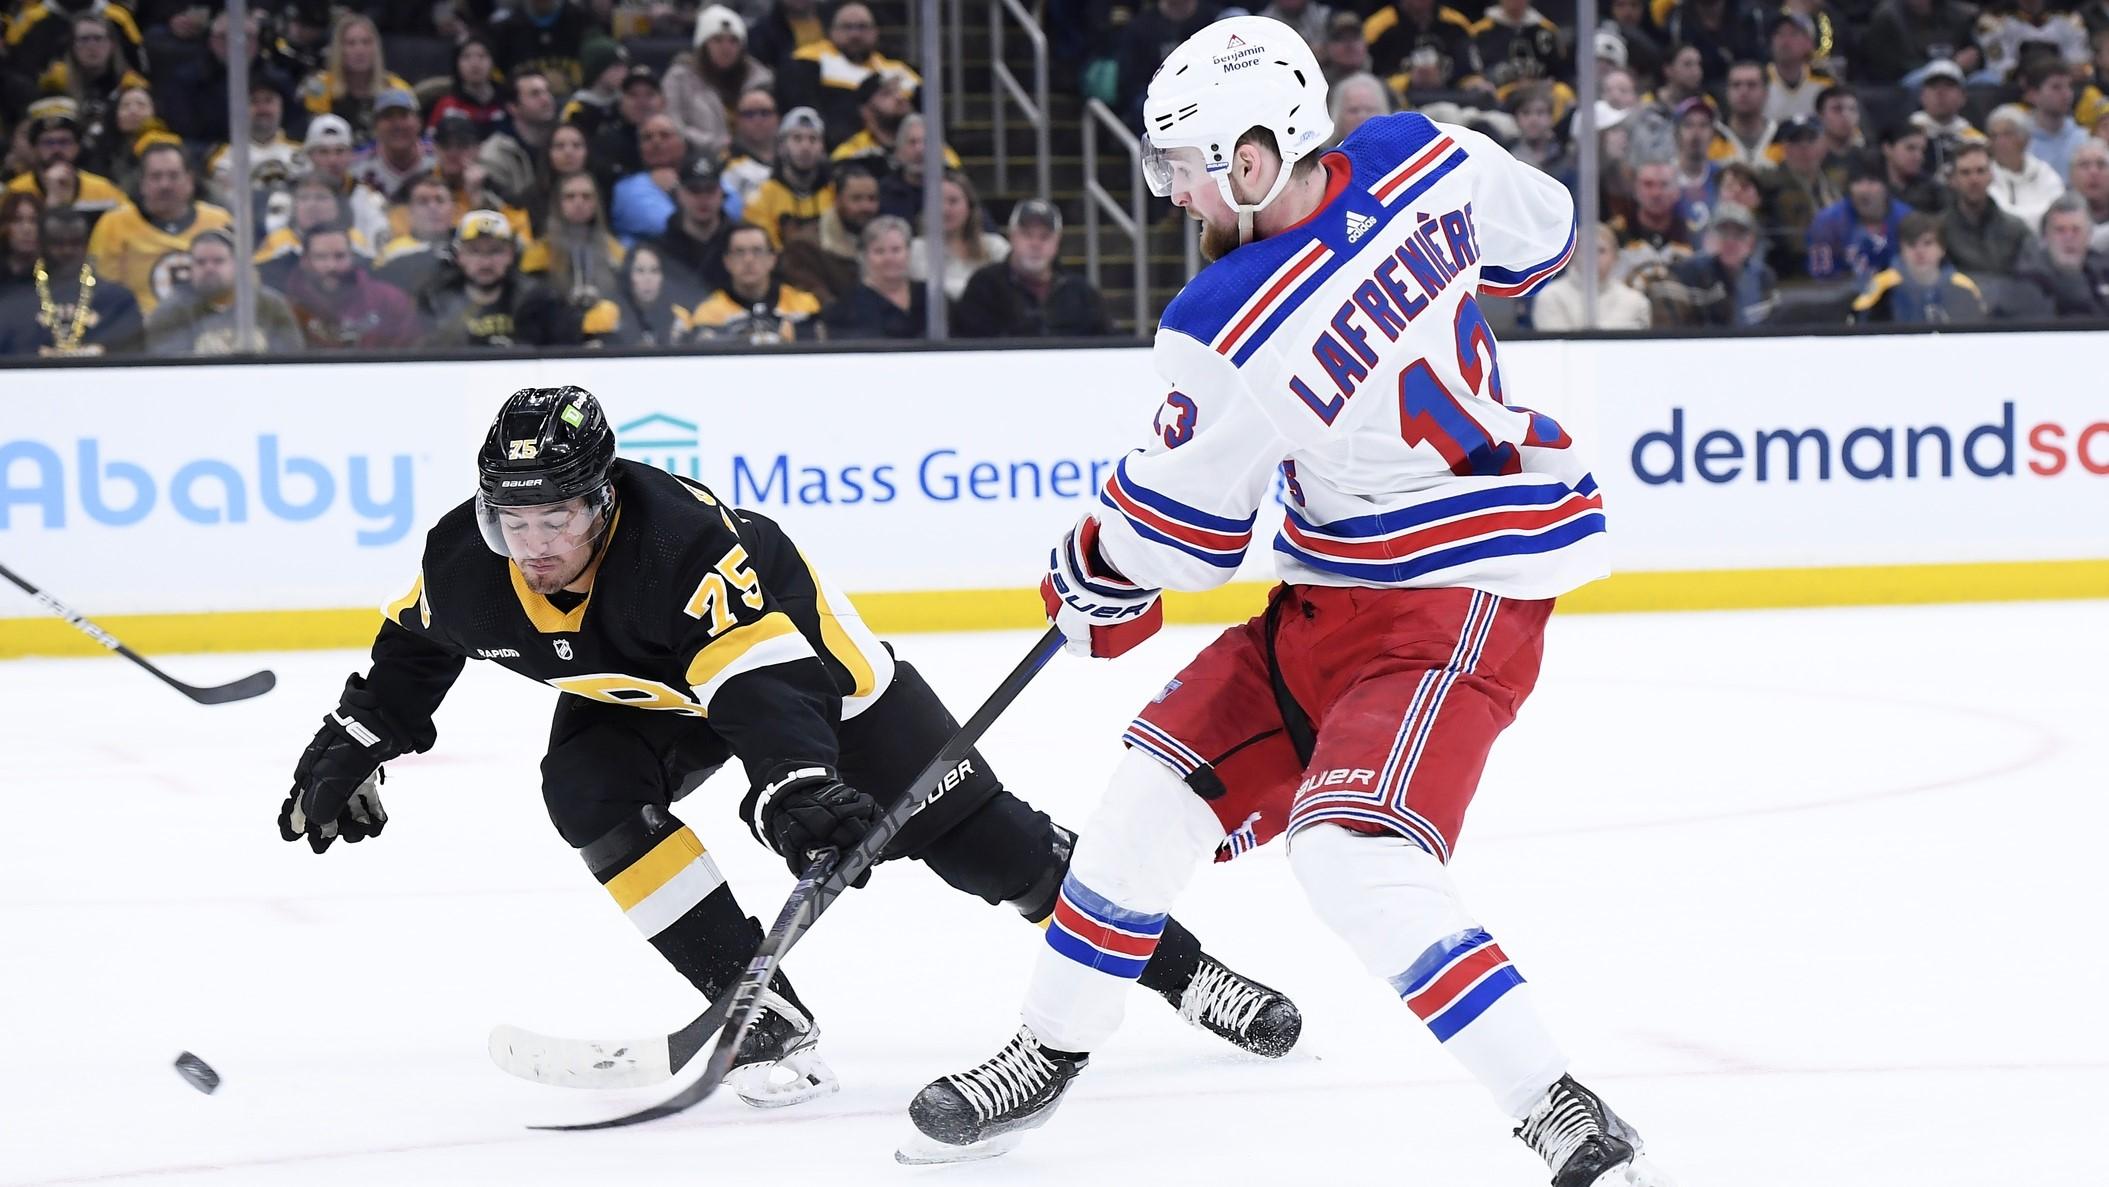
[894,1131,1024,1165]
[1594,1155,1676,1187]
[733,1054,841,1109]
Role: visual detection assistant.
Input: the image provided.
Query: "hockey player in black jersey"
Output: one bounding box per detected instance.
[280,385,1300,1105]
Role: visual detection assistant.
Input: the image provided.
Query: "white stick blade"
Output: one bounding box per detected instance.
[487,1024,674,1089]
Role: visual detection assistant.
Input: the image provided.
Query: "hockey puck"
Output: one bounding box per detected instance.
[173,1051,220,1094]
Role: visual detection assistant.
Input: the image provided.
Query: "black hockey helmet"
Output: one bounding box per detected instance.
[474,386,617,561]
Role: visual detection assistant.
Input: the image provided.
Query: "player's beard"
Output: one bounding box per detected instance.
[1197,210,1242,261]
[515,543,594,594]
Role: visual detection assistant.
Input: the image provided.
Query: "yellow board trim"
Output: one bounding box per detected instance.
[4,560,2106,658]
[683,610,801,688]
[603,826,707,912]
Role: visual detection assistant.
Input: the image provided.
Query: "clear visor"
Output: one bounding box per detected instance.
[1142,138,1213,198]
[474,485,614,563]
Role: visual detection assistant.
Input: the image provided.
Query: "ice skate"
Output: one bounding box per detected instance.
[1168,955,1302,1058]
[728,988,838,1108]
[1515,1074,1673,1187]
[897,1025,1087,1164]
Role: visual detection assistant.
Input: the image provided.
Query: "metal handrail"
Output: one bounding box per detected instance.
[1081,99,1149,338]
[948,0,965,126]
[1184,215,1199,280]
[988,0,1051,201]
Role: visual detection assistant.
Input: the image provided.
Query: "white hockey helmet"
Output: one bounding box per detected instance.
[1141,15,1334,223]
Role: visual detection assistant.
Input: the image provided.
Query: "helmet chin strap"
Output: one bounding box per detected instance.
[1217,160,1303,247]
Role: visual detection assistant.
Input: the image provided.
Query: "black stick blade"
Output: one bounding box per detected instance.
[177,669,277,705]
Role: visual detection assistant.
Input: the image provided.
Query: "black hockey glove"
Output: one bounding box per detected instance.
[741,764,878,885]
[279,674,407,854]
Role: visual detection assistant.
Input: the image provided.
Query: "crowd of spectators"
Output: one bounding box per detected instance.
[8,0,2109,359]
[0,0,1109,358]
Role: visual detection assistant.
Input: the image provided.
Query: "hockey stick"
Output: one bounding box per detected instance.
[528,625,1065,1131]
[0,562,276,705]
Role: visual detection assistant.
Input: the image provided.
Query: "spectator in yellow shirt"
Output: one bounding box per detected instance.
[298,12,413,145]
[684,222,824,342]
[4,98,126,216]
[744,106,836,248]
[85,143,233,314]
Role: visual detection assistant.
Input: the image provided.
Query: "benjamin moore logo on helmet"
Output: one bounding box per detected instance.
[1213,33,1266,69]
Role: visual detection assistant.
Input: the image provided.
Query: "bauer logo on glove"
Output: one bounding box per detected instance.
[1041,517,1165,659]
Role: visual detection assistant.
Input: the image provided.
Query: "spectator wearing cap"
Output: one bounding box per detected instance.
[781,2,926,146]
[610,114,693,244]
[821,213,925,339]
[420,209,584,347]
[909,169,1009,302]
[374,173,459,296]
[427,37,509,140]
[954,199,1110,337]
[6,99,126,216]
[352,90,438,208]
[1806,160,1911,280]
[1939,141,2034,277]
[0,206,141,356]
[257,172,379,291]
[1362,0,1476,86]
[86,143,233,315]
[1851,210,1989,322]
[665,5,778,158]
[480,70,563,209]
[206,76,303,211]
[1710,62,1784,167]
[2013,193,2109,314]
[2016,61,2089,181]
[489,0,601,96]
[1261,0,1336,47]
[1531,223,1655,330]
[298,13,413,146]
[723,89,782,211]
[1320,12,1375,90]
[649,153,736,306]
[424,115,533,241]
[2070,140,2109,251]
[1880,123,1943,212]
[143,228,304,355]
[684,222,825,342]
[1115,0,1223,130]
[299,114,359,197]
[1671,98,1723,227]
[522,171,626,311]
[1330,73,1396,141]
[561,39,634,140]
[748,0,830,74]
[1764,13,1835,122]
[1862,0,1984,84]
[1977,0,2088,83]
[1814,85,1865,193]
[1649,201,1777,325]
[282,223,417,349]
[745,106,836,249]
[1909,60,1986,178]
[1986,105,2065,228]
[1762,115,1842,276]
[591,65,671,193]
[832,73,962,167]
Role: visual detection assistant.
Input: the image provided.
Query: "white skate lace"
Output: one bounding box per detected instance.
[945,1027,1056,1121]
[1177,960,1268,1036]
[1517,1081,1606,1173]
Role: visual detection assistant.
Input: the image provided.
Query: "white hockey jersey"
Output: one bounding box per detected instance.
[1093,112,1606,601]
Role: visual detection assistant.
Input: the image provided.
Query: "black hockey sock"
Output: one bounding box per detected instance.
[582,805,806,1010]
[1138,916,1204,1001]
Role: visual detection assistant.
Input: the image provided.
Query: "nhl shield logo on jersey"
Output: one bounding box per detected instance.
[553,639,573,660]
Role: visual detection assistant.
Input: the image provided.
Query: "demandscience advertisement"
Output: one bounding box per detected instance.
[1,335,2104,653]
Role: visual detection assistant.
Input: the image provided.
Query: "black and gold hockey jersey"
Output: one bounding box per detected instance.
[365,458,895,787]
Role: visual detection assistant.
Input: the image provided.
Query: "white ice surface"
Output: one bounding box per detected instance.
[1,602,2104,1186]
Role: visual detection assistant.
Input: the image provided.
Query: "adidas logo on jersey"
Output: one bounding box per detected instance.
[1345,210,1377,243]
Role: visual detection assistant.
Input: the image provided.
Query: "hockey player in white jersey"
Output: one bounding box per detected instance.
[902,16,1671,1186]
